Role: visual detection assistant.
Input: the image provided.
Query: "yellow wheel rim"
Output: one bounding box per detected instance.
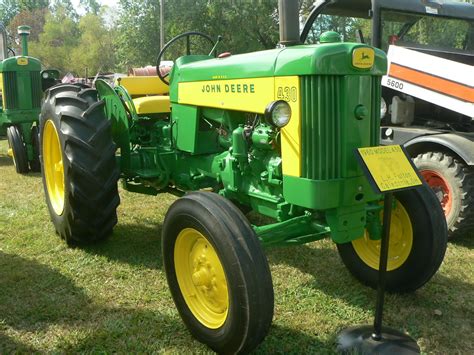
[174,228,229,329]
[43,120,65,216]
[352,201,413,271]
[7,147,15,166]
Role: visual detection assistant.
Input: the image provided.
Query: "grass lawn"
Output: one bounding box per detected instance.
[0,139,473,354]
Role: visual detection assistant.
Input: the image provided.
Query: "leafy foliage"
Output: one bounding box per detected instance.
[1,0,472,75]
[71,13,116,75]
[29,7,78,71]
[115,0,161,70]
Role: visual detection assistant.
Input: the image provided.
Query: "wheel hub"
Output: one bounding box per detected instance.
[174,228,229,328]
[420,170,452,216]
[352,201,413,271]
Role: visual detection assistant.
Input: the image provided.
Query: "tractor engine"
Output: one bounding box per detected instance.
[160,34,386,243]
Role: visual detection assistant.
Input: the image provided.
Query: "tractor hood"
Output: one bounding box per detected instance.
[171,42,386,82]
[0,56,41,72]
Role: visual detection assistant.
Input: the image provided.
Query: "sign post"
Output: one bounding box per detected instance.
[337,145,423,354]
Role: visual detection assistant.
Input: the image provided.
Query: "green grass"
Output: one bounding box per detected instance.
[0,139,473,354]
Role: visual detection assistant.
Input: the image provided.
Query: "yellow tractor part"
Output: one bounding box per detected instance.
[42,120,65,215]
[174,228,229,329]
[352,202,413,271]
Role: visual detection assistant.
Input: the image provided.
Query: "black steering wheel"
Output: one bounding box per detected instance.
[156,31,215,85]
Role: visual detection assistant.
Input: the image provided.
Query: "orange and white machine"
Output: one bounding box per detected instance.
[383,45,473,119]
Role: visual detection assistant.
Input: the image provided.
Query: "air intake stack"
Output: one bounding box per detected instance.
[18,25,31,57]
[278,0,300,46]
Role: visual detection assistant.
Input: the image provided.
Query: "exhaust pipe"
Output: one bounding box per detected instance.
[278,0,300,46]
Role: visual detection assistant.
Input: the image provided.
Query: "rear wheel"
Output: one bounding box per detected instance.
[162,192,273,354]
[337,185,447,293]
[40,84,120,244]
[6,125,29,174]
[414,151,474,237]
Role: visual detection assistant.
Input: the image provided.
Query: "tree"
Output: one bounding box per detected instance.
[50,0,78,20]
[115,0,161,70]
[0,0,20,26]
[0,0,49,26]
[70,13,116,75]
[7,7,49,42]
[80,0,101,15]
[29,6,79,72]
[114,0,282,71]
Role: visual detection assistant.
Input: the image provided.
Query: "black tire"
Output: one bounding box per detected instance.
[39,84,120,245]
[337,185,447,293]
[162,192,273,354]
[6,125,29,174]
[30,125,41,172]
[413,151,474,237]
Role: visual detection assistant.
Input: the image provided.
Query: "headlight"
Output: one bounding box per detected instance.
[380,97,387,119]
[42,72,49,79]
[265,100,291,128]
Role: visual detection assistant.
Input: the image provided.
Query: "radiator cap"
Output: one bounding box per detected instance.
[320,31,342,44]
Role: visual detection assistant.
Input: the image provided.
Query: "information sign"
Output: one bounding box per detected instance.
[356,145,423,193]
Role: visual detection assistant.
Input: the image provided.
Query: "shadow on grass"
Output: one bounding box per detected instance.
[0,153,41,178]
[0,251,190,352]
[449,233,474,248]
[255,324,331,354]
[64,307,195,352]
[0,333,37,353]
[23,172,42,179]
[266,243,375,312]
[82,223,163,270]
[0,251,92,332]
[266,241,473,350]
[0,155,13,167]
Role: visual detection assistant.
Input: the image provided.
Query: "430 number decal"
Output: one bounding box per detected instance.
[277,86,298,102]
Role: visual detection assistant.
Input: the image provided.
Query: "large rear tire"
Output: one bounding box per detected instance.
[337,185,447,293]
[414,151,474,238]
[39,84,120,245]
[6,125,29,174]
[162,192,274,354]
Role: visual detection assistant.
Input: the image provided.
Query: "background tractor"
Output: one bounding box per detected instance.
[38,0,447,352]
[0,24,59,173]
[302,0,474,238]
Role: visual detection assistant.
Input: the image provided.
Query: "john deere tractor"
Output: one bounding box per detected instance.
[38,1,447,352]
[0,24,59,173]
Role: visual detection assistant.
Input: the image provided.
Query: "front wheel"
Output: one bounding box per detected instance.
[337,185,447,293]
[162,192,274,354]
[6,125,29,174]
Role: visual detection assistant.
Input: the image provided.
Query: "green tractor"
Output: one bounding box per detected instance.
[38,1,447,352]
[0,24,59,173]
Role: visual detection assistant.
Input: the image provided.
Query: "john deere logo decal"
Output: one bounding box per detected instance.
[352,47,375,69]
[17,57,28,66]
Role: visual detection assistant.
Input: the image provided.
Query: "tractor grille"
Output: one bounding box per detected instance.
[3,72,19,109]
[301,75,344,180]
[300,75,381,180]
[30,71,42,108]
[2,71,42,109]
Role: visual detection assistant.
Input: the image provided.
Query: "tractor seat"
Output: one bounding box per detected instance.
[119,76,169,96]
[118,76,170,115]
[133,95,171,114]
